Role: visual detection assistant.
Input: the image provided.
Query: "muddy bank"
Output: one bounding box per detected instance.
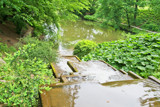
[0,22,33,46]
[0,22,20,46]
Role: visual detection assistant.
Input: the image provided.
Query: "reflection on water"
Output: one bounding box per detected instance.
[42,79,160,107]
[59,20,123,55]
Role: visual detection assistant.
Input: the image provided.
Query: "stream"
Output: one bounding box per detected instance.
[58,20,123,55]
[41,20,160,107]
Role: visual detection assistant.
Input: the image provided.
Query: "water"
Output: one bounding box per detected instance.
[54,20,124,80]
[41,80,160,107]
[41,21,160,107]
[68,60,133,83]
[59,20,123,55]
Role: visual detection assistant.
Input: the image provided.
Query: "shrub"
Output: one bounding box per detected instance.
[16,36,57,63]
[82,34,160,78]
[0,44,54,106]
[73,40,97,59]
[141,23,160,32]
[84,15,96,21]
[0,43,17,53]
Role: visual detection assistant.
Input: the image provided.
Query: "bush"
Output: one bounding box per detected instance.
[73,40,97,59]
[141,23,160,32]
[82,34,160,78]
[0,44,54,106]
[84,15,96,21]
[0,43,17,53]
[16,36,57,63]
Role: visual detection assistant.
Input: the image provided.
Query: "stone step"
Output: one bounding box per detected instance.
[67,60,135,83]
[50,56,81,78]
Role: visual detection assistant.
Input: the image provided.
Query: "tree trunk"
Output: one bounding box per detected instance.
[134,0,138,25]
[125,9,131,28]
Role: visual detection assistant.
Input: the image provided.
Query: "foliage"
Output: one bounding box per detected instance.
[0,42,17,53]
[136,9,160,32]
[73,40,97,59]
[0,0,90,36]
[150,0,160,17]
[93,0,160,33]
[16,36,57,63]
[141,23,160,32]
[82,34,160,78]
[84,15,96,21]
[96,0,123,28]
[95,0,147,28]
[75,0,97,18]
[0,44,54,106]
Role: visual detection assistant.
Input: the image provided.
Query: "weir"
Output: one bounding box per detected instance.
[40,56,160,107]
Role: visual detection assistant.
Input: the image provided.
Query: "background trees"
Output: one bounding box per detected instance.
[96,0,148,28]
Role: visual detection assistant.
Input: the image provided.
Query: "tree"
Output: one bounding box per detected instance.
[0,0,89,36]
[96,0,123,28]
[96,0,147,28]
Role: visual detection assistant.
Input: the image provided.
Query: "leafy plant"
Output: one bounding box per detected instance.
[0,44,54,106]
[84,15,96,21]
[82,33,160,78]
[0,43,17,53]
[73,40,97,59]
[16,36,57,63]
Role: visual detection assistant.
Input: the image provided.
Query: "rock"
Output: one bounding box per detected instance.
[20,25,34,37]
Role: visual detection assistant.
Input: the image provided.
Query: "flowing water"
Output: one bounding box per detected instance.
[55,20,124,78]
[42,21,160,107]
[68,60,133,83]
[55,20,125,82]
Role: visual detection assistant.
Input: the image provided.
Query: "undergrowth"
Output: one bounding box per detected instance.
[15,36,57,63]
[0,44,54,106]
[0,42,17,54]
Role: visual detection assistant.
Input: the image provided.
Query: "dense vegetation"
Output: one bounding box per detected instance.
[0,0,90,36]
[73,34,160,79]
[0,35,58,106]
[0,43,16,54]
[0,44,53,106]
[16,36,57,63]
[83,0,160,32]
[136,9,160,32]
